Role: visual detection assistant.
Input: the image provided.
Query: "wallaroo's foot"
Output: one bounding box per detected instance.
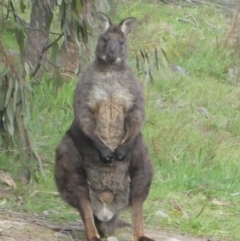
[89,237,101,241]
[138,236,155,241]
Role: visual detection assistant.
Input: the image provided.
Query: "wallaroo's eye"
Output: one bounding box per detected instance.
[119,40,125,45]
[102,37,108,43]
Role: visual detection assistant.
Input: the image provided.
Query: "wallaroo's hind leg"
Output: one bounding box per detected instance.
[131,198,154,241]
[54,133,100,241]
[129,134,155,241]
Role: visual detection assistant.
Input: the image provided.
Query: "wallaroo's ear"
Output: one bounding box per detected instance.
[119,17,137,35]
[97,12,112,33]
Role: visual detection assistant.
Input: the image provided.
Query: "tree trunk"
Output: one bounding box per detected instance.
[24,0,52,80]
[57,34,80,75]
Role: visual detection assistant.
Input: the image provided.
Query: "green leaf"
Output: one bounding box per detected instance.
[45,11,53,32]
[76,0,82,14]
[139,48,145,60]
[82,20,88,44]
[154,47,159,70]
[57,0,63,6]
[160,47,169,69]
[14,28,25,59]
[13,80,19,112]
[73,22,81,48]
[5,76,13,107]
[0,86,6,111]
[9,0,17,22]
[50,41,59,64]
[24,62,30,76]
[136,54,140,72]
[0,66,10,79]
[20,0,26,13]
[5,98,14,136]
[99,0,110,12]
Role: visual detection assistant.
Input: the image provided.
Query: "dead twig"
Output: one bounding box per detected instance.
[204,21,219,29]
[177,15,199,27]
[169,200,189,219]
[196,204,205,218]
[29,190,59,198]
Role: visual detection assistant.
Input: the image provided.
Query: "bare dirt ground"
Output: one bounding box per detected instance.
[0,210,221,241]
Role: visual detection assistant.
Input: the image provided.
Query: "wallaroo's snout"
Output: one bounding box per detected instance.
[106,52,116,62]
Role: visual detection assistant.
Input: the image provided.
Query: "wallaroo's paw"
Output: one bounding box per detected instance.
[114,145,128,161]
[99,147,114,163]
[89,237,101,241]
[138,236,155,241]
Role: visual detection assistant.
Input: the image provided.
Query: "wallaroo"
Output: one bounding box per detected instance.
[54,12,154,241]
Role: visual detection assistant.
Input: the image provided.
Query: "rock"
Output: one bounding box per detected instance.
[166,238,180,241]
[0,220,25,230]
[42,210,59,217]
[196,106,209,118]
[54,232,68,238]
[155,210,169,218]
[107,236,119,241]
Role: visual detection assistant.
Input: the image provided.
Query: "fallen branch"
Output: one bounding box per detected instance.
[0,209,84,233]
[178,15,199,27]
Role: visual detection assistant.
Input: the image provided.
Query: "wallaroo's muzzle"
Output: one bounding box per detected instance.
[106,52,117,62]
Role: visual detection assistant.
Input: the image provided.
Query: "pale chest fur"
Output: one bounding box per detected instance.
[88,71,134,150]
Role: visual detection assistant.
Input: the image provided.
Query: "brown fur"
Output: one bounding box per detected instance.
[54,12,154,241]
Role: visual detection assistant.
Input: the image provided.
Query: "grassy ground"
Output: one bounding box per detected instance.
[1,1,240,241]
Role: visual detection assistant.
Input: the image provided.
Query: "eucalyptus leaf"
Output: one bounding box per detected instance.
[50,41,59,64]
[20,0,26,13]
[9,0,17,21]
[0,87,5,111]
[76,0,82,14]
[45,11,53,32]
[5,99,15,136]
[14,28,24,59]
[5,76,13,107]
[154,47,159,70]
[13,80,19,112]
[136,54,140,72]
[160,47,170,69]
[24,62,30,76]
[57,0,63,6]
[0,66,10,79]
[82,20,88,44]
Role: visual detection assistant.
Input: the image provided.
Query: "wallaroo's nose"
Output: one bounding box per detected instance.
[102,215,109,221]
[107,52,116,61]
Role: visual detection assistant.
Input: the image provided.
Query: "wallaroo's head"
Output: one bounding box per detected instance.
[95,12,136,65]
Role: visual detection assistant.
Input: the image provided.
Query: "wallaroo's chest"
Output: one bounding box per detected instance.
[88,71,134,110]
[87,71,135,150]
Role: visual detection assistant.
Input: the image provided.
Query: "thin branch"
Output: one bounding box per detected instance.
[25,26,62,36]
[177,15,199,27]
[30,32,64,79]
[196,204,205,218]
